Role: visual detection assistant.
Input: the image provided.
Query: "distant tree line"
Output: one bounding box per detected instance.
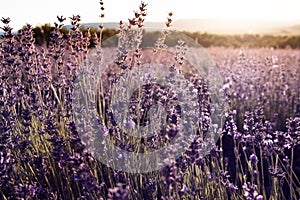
[182,31,300,49]
[30,24,300,49]
[31,24,117,47]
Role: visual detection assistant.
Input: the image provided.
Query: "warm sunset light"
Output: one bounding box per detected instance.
[0,0,299,29]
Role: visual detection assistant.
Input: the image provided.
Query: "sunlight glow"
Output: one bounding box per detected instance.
[0,0,299,29]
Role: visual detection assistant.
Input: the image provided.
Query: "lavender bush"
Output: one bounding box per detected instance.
[1,1,300,199]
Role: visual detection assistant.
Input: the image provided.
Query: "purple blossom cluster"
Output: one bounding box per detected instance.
[0,1,300,200]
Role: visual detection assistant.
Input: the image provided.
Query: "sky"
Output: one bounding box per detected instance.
[0,0,300,30]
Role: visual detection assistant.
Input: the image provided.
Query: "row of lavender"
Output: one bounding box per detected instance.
[1,3,300,200]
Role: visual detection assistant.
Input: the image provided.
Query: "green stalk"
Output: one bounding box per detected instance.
[259,146,267,200]
[290,148,294,199]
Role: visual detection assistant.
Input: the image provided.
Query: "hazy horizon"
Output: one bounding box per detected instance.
[1,18,300,36]
[57,19,299,35]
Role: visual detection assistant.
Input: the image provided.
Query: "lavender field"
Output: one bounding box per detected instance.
[1,1,300,200]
